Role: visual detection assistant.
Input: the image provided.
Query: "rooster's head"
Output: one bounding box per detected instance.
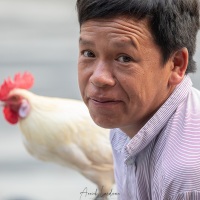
[0,72,34,124]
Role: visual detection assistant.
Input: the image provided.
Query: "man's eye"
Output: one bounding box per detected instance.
[82,50,95,58]
[117,55,133,63]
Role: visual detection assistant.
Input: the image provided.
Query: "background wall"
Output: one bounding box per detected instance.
[0,1,199,200]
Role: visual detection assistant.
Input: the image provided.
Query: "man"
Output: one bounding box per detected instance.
[77,0,200,199]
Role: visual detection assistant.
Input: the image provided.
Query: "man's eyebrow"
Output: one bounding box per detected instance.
[79,37,137,49]
[79,38,95,46]
[112,38,137,49]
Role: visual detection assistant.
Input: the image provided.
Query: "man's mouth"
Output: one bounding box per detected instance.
[89,97,122,104]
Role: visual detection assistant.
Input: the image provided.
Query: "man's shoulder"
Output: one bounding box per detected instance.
[162,86,200,158]
[154,86,200,192]
[152,114,200,196]
[172,85,200,122]
[189,87,200,108]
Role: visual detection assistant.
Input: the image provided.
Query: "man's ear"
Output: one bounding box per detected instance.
[168,47,188,86]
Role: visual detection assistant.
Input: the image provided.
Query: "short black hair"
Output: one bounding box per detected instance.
[76,0,200,74]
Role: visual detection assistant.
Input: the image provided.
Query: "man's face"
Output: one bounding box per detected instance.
[78,16,174,137]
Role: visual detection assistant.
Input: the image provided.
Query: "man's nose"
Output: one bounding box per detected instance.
[89,61,116,88]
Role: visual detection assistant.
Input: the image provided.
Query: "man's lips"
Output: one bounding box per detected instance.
[89,97,123,104]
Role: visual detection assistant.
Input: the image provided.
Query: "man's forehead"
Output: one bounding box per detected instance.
[80,17,151,38]
[80,16,149,28]
[79,17,152,49]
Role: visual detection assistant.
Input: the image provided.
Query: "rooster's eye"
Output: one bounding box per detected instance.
[8,95,20,102]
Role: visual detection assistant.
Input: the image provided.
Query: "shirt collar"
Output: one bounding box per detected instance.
[111,75,192,159]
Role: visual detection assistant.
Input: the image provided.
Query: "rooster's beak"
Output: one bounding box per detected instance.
[0,101,5,107]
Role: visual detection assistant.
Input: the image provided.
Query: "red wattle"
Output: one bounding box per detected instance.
[3,107,19,124]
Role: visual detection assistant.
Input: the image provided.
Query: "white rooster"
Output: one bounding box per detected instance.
[0,72,114,200]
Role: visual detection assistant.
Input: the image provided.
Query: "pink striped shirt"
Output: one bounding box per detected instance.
[110,76,200,200]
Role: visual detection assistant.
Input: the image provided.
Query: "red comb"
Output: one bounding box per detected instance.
[0,72,34,101]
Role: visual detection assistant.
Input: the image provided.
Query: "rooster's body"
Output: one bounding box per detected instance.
[0,73,114,199]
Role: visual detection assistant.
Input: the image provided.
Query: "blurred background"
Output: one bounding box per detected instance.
[0,0,199,200]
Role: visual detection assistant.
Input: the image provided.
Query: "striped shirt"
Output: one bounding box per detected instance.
[110,76,200,200]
